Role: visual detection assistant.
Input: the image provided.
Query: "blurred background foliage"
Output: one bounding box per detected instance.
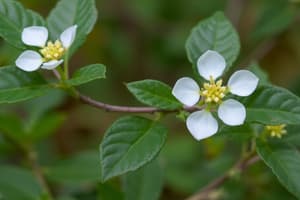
[0,0,300,199]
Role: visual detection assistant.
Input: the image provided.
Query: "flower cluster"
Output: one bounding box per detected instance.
[266,124,287,138]
[16,25,77,72]
[172,50,259,140]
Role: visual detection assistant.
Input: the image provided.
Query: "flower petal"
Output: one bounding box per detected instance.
[218,99,246,126]
[197,50,226,80]
[41,60,64,70]
[228,70,259,96]
[15,50,43,72]
[22,26,48,47]
[172,77,200,106]
[60,25,78,49]
[186,110,218,141]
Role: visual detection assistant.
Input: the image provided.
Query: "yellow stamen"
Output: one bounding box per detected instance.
[40,40,65,62]
[200,76,228,104]
[265,124,287,138]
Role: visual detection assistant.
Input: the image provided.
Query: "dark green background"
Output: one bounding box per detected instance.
[1,0,300,199]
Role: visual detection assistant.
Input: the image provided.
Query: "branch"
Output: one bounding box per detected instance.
[26,149,53,200]
[52,69,199,114]
[186,155,260,200]
[79,93,199,113]
[79,94,160,113]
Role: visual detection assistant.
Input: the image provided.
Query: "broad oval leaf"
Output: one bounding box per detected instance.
[0,165,43,200]
[47,0,98,55]
[256,139,300,199]
[100,116,167,182]
[186,11,240,71]
[127,80,181,110]
[66,64,106,86]
[240,85,300,125]
[122,159,164,200]
[0,0,45,49]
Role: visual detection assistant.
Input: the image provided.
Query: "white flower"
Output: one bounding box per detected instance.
[172,50,259,141]
[15,25,78,72]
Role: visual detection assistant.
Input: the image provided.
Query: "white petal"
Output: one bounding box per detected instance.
[218,99,246,126]
[15,50,43,72]
[41,60,64,70]
[60,25,78,49]
[22,26,48,47]
[186,110,218,141]
[228,70,259,96]
[172,77,200,106]
[197,50,226,80]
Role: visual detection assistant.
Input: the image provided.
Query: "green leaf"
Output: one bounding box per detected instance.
[0,0,45,49]
[47,0,98,55]
[67,64,106,86]
[216,124,253,142]
[0,165,43,200]
[100,116,167,182]
[127,80,181,110]
[0,66,45,89]
[281,125,300,148]
[256,139,300,199]
[185,11,240,72]
[0,66,50,104]
[240,85,300,125]
[46,150,101,183]
[122,159,163,200]
[0,86,52,104]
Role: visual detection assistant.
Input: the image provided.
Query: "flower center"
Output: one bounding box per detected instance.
[200,76,227,104]
[266,124,287,138]
[40,40,65,62]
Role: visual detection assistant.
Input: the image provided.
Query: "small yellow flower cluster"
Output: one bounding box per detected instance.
[201,76,227,104]
[266,124,287,138]
[40,40,65,61]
